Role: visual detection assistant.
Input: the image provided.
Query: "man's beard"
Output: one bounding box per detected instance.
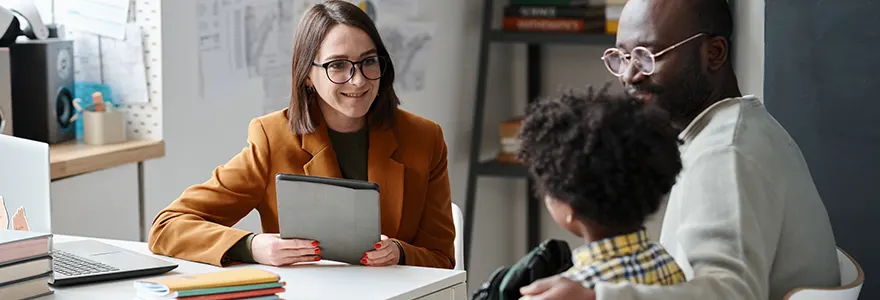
[628,60,712,130]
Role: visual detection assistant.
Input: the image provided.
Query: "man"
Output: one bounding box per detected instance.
[519,0,841,299]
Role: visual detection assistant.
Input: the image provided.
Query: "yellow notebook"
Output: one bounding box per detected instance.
[133,268,280,297]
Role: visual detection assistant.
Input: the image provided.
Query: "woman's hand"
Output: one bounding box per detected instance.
[362,235,401,267]
[250,233,321,266]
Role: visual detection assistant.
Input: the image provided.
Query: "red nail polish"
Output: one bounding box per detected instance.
[374,243,381,249]
[363,253,368,258]
[315,248,321,254]
[361,258,368,264]
[314,256,321,261]
[312,241,320,247]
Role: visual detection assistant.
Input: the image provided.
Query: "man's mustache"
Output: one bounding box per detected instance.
[626,85,662,95]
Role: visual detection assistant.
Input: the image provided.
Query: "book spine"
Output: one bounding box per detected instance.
[503,17,587,32]
[604,5,625,34]
[510,0,592,5]
[606,20,619,34]
[503,5,604,19]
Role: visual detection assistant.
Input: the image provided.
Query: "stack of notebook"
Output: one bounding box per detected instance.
[134,268,286,300]
[502,0,606,33]
[0,230,54,299]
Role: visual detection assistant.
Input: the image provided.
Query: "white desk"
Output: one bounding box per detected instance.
[39,235,468,300]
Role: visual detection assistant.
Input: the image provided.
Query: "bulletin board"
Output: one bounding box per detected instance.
[39,0,163,140]
[125,0,162,140]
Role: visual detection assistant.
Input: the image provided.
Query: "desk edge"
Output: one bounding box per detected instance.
[50,140,166,180]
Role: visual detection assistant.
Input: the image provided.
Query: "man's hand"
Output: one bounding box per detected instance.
[519,276,596,300]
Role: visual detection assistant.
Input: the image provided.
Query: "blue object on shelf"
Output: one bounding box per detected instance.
[72,82,115,141]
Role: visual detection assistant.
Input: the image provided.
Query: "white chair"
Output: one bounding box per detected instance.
[784,248,864,300]
[451,202,464,270]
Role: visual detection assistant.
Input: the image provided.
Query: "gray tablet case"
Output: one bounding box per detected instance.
[275,173,381,265]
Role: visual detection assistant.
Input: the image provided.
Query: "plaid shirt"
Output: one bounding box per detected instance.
[562,229,687,289]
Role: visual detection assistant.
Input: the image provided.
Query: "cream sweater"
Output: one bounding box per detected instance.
[596,96,840,300]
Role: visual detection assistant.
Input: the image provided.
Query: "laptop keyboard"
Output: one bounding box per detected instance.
[52,250,120,276]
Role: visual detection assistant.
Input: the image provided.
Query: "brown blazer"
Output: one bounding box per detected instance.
[147,108,455,269]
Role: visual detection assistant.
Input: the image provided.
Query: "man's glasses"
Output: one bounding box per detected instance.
[600,33,707,77]
[312,56,388,84]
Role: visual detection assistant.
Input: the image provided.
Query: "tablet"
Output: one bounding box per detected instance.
[275,173,381,265]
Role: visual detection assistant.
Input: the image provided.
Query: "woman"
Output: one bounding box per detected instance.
[147,0,455,269]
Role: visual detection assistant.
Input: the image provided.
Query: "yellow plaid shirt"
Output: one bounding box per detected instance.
[562,229,687,288]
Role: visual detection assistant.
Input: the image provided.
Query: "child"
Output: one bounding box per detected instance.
[516,86,687,289]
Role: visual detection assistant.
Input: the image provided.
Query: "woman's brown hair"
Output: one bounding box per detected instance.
[288,0,400,134]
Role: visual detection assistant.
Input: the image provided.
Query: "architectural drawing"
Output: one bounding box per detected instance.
[378,22,435,93]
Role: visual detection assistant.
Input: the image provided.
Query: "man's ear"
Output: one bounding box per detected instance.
[706,36,729,71]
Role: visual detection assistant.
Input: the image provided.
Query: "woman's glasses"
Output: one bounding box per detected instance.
[600,33,707,77]
[312,56,388,84]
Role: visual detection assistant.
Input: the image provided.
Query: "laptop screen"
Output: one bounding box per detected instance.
[0,134,51,233]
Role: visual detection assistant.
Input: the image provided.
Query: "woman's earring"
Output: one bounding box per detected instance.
[565,214,573,224]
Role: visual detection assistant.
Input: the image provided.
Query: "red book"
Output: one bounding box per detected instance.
[503,17,604,33]
[179,287,285,300]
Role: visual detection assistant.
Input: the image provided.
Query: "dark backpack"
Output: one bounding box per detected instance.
[471,239,574,300]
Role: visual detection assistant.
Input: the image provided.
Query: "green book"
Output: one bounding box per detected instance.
[176,282,285,298]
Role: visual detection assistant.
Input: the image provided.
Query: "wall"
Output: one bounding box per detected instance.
[146,0,516,291]
[731,0,764,99]
[764,0,879,297]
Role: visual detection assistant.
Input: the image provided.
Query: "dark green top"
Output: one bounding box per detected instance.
[224,127,370,264]
[327,127,369,181]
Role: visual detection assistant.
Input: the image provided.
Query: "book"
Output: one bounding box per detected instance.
[0,230,52,266]
[503,16,606,33]
[0,273,53,300]
[503,4,605,19]
[605,4,625,34]
[133,268,281,298]
[173,286,285,300]
[0,256,52,285]
[511,0,591,5]
[497,117,524,163]
[138,282,286,299]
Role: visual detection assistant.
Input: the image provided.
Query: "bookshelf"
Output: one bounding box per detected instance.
[462,0,616,269]
[488,29,616,45]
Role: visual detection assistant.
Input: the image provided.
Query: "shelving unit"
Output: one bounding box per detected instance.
[49,139,165,181]
[462,0,616,269]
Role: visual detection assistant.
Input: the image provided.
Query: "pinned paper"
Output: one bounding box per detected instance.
[12,207,29,231]
[0,196,31,231]
[0,196,7,230]
[378,22,435,92]
[55,0,131,40]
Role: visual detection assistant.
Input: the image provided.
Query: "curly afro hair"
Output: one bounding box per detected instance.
[517,86,683,232]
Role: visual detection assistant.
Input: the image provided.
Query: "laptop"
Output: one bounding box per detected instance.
[0,134,177,286]
[49,239,178,286]
[275,173,381,265]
